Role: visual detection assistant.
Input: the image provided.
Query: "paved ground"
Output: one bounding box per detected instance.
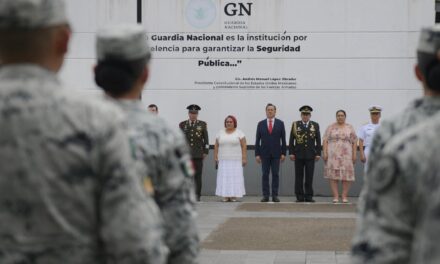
[196,196,357,264]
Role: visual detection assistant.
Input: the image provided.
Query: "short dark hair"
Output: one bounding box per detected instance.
[266,103,276,110]
[336,109,346,117]
[148,104,158,111]
[95,57,146,97]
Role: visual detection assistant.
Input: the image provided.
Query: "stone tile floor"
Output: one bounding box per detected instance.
[195,196,357,264]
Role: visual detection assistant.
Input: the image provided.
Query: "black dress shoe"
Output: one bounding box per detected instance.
[272,197,280,202]
[295,199,304,203]
[196,196,201,202]
[305,199,315,203]
[260,197,269,202]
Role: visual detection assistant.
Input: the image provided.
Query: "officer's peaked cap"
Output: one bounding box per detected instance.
[187,104,201,113]
[369,105,382,113]
[299,105,313,113]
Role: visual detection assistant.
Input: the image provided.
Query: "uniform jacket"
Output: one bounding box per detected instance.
[255,118,287,158]
[352,112,440,264]
[288,120,321,159]
[352,96,440,264]
[179,119,209,159]
[117,101,199,264]
[0,65,166,264]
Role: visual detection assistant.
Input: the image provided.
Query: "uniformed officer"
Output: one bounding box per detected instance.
[289,105,321,202]
[179,105,209,201]
[352,25,440,263]
[357,106,381,163]
[94,24,199,264]
[0,1,166,263]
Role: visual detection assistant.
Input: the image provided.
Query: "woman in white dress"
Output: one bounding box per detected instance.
[214,115,247,202]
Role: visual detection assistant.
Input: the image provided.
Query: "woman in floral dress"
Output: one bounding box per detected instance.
[322,110,357,203]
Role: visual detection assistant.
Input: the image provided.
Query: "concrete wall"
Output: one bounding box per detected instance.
[60,1,431,199]
[201,149,365,197]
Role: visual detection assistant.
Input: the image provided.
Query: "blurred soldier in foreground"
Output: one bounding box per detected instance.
[0,0,166,263]
[94,24,199,264]
[179,105,209,202]
[352,25,440,263]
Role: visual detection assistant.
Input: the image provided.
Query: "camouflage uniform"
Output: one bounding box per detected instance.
[95,25,199,264]
[351,111,440,264]
[116,101,199,264]
[0,66,167,264]
[352,98,440,263]
[352,26,440,263]
[0,1,167,263]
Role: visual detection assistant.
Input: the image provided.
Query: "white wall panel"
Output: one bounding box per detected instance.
[141,0,434,143]
[60,59,96,90]
[61,0,138,92]
[60,0,434,143]
[147,58,416,91]
[66,0,137,32]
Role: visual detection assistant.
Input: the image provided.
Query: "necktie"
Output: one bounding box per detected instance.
[269,119,273,134]
[191,121,195,127]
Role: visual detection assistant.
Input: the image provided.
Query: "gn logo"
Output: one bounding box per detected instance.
[224,2,253,16]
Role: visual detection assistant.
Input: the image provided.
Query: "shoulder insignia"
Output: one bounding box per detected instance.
[370,156,398,193]
[143,177,155,195]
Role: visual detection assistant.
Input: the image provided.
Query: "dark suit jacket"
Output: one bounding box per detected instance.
[288,120,321,159]
[255,118,287,158]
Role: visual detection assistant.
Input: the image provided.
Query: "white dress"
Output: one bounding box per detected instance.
[215,129,246,197]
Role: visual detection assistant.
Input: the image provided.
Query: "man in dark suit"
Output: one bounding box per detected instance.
[179,104,209,201]
[255,103,287,202]
[289,105,321,202]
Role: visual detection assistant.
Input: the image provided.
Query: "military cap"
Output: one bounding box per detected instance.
[417,25,440,55]
[369,105,382,113]
[0,0,67,29]
[187,104,201,113]
[96,24,150,61]
[299,105,313,114]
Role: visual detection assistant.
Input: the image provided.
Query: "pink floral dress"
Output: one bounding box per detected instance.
[323,123,357,181]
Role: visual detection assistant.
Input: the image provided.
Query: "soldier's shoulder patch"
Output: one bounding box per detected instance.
[370,156,398,193]
[143,177,155,195]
